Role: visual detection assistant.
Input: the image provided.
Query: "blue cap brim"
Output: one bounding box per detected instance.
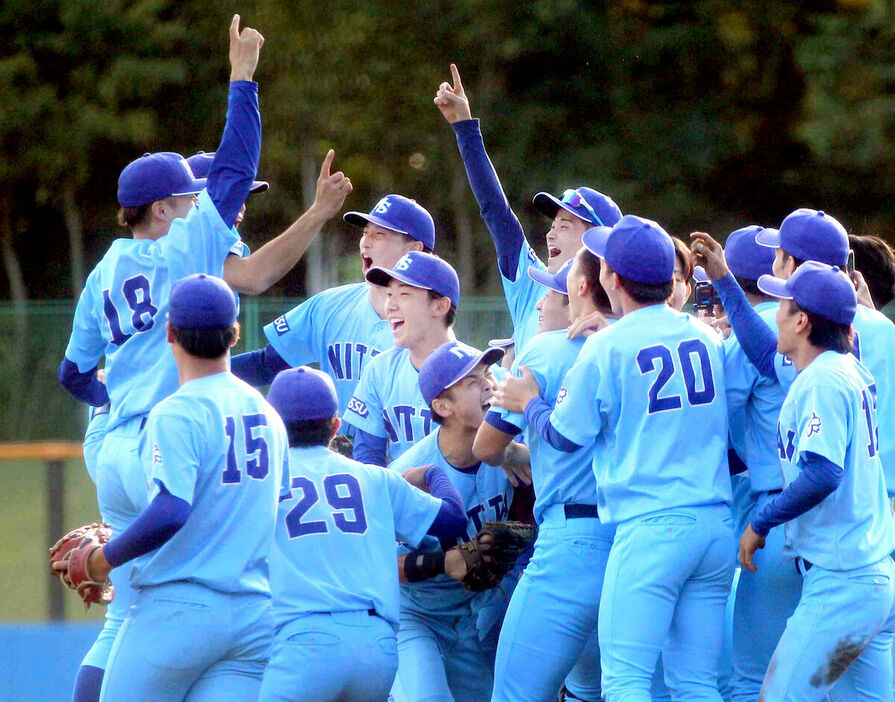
[249,180,269,194]
[582,226,612,258]
[170,177,208,197]
[532,192,590,224]
[757,274,792,300]
[365,266,431,292]
[755,228,781,249]
[488,337,514,348]
[692,266,710,284]
[443,348,505,394]
[527,266,568,295]
[343,211,409,236]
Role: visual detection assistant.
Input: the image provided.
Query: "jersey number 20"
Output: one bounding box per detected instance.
[285,474,368,538]
[637,340,715,414]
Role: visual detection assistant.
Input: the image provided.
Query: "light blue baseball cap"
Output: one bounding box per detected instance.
[345,194,436,250]
[528,259,573,296]
[187,151,269,193]
[756,209,849,267]
[419,341,504,406]
[533,187,623,228]
[583,217,675,285]
[118,152,207,208]
[758,261,856,325]
[168,274,237,330]
[366,251,460,307]
[268,366,338,422]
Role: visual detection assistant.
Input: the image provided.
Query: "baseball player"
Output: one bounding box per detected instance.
[496,216,735,700]
[435,64,622,354]
[694,251,895,697]
[258,366,467,702]
[344,251,460,465]
[669,237,695,311]
[57,274,288,701]
[475,242,617,702]
[56,18,265,701]
[231,194,435,417]
[848,233,895,309]
[388,341,519,702]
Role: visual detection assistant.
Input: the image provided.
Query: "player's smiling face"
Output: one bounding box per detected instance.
[438,362,496,428]
[546,211,590,273]
[384,280,441,348]
[668,262,691,311]
[359,224,420,275]
[536,290,570,333]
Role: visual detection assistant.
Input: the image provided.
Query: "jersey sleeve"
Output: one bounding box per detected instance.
[161,190,242,281]
[279,448,292,501]
[382,469,443,548]
[145,409,202,506]
[495,344,550,431]
[502,244,546,335]
[549,338,607,447]
[263,294,324,368]
[773,354,798,393]
[793,383,850,468]
[343,356,386,437]
[64,274,106,372]
[723,335,757,453]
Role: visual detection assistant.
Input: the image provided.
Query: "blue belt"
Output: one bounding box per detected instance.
[564,503,599,519]
[795,557,813,575]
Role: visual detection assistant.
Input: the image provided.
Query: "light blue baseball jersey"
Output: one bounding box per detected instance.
[131,372,287,594]
[492,330,594,523]
[724,301,787,493]
[501,241,546,355]
[775,350,894,571]
[551,304,731,524]
[772,304,895,494]
[344,346,434,461]
[389,429,513,613]
[64,190,242,430]
[263,283,393,414]
[269,444,442,631]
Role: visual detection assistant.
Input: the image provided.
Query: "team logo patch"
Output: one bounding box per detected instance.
[394,255,412,272]
[152,443,162,466]
[807,413,822,437]
[272,315,290,336]
[373,197,392,215]
[557,384,568,405]
[527,247,539,264]
[347,397,369,418]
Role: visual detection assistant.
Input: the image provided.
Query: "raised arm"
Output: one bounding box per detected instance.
[223,150,353,295]
[435,64,527,280]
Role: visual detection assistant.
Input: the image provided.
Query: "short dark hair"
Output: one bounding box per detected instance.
[734,275,763,297]
[170,323,238,359]
[579,249,612,311]
[849,234,895,308]
[788,301,853,354]
[285,417,338,447]
[402,234,433,254]
[607,264,673,304]
[118,204,150,228]
[429,405,447,425]
[781,250,805,271]
[673,238,694,282]
[427,289,456,327]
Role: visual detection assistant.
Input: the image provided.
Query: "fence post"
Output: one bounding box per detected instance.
[46,459,65,621]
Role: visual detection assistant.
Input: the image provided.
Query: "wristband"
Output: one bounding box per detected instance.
[403,550,446,583]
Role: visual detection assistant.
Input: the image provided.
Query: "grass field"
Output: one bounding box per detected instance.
[0,459,105,623]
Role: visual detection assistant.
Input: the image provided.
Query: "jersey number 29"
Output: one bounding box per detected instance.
[285,474,368,538]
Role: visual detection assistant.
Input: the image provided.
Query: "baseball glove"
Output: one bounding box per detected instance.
[328,433,354,458]
[457,520,537,592]
[49,522,114,608]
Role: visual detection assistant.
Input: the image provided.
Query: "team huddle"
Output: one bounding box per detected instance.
[47,14,895,702]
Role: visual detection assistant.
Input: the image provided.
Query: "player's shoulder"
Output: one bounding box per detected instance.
[388,430,440,472]
[307,281,369,308]
[366,345,408,373]
[855,304,895,334]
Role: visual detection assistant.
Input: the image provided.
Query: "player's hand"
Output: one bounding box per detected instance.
[444,547,468,581]
[852,270,876,310]
[567,309,610,339]
[229,15,264,83]
[311,150,353,220]
[401,465,432,492]
[491,366,540,414]
[689,232,730,282]
[434,64,473,124]
[86,546,112,583]
[96,368,106,384]
[500,442,532,487]
[738,524,766,572]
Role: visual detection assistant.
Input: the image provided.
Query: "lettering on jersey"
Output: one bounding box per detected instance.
[347,397,369,418]
[151,443,162,466]
[463,494,509,540]
[861,384,879,458]
[102,274,158,346]
[776,424,796,462]
[272,315,290,336]
[851,331,862,361]
[284,473,368,539]
[526,246,538,265]
[781,355,793,367]
[222,413,271,484]
[806,413,822,437]
[382,405,434,445]
[637,340,715,414]
[327,342,380,381]
[557,384,568,405]
[373,197,392,215]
